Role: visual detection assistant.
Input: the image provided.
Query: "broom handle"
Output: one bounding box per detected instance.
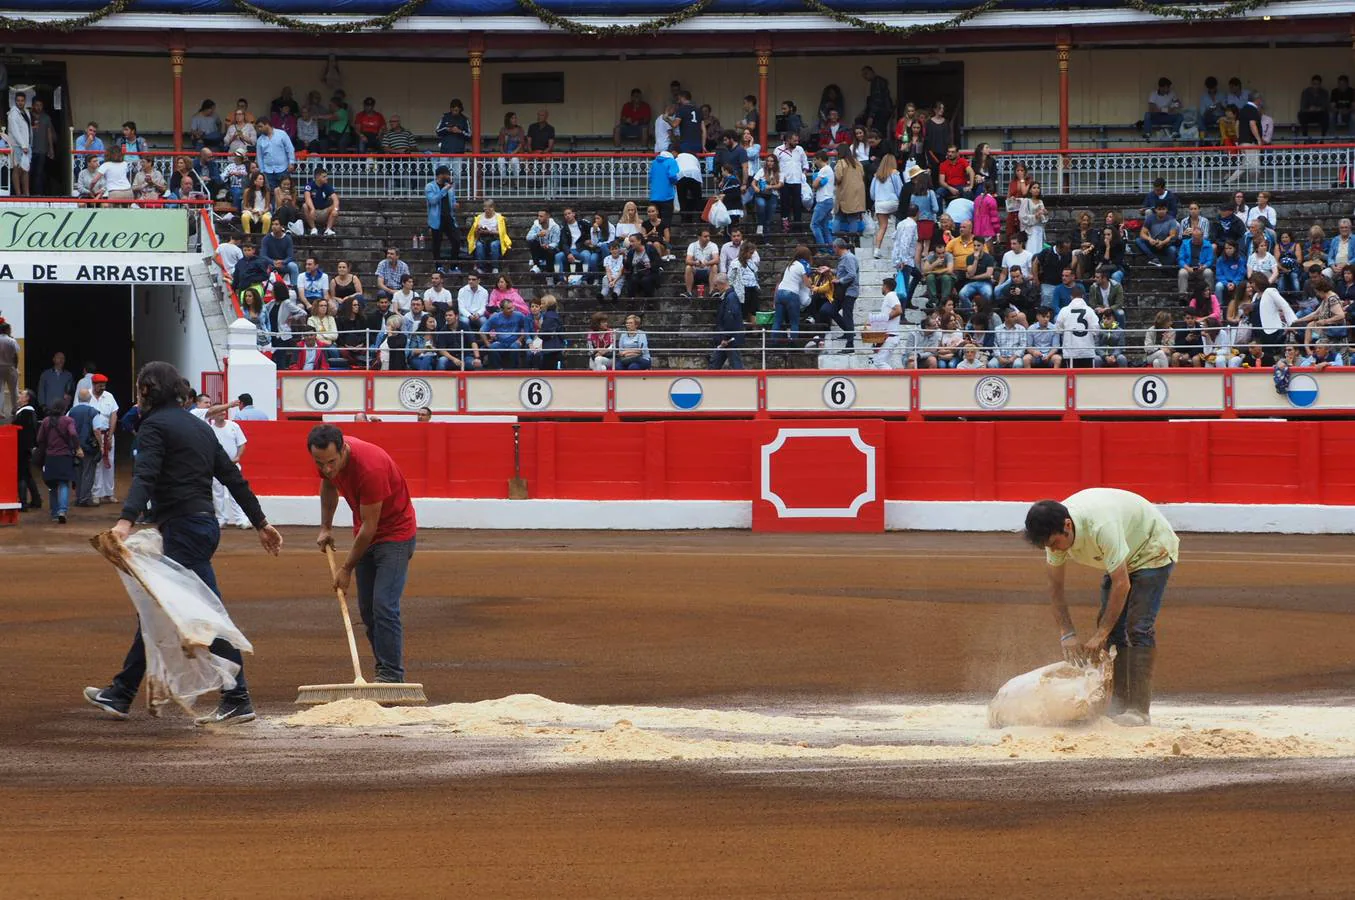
[325,545,367,685]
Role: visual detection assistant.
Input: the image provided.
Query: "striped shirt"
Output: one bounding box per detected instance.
[381,128,419,153]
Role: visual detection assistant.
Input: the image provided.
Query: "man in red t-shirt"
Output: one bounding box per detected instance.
[310,424,416,683]
[613,88,652,147]
[936,144,974,206]
[354,97,387,153]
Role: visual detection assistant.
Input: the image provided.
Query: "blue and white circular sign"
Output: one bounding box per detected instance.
[668,377,704,410]
[1286,374,1319,408]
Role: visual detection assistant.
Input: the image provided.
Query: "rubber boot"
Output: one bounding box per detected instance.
[1108,648,1129,716]
[1113,646,1156,727]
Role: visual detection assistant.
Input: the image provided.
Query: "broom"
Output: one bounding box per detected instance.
[294,545,426,706]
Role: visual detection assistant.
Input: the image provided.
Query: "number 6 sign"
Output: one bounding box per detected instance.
[1133,375,1168,409]
[305,377,340,411]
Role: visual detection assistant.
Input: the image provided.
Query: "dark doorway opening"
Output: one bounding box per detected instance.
[24,284,132,411]
[896,61,965,145]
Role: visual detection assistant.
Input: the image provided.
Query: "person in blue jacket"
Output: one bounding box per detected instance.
[648,150,679,235]
[709,273,745,369]
[480,297,531,370]
[425,166,461,271]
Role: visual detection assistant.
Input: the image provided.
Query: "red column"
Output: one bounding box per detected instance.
[469,33,485,154]
[1057,38,1071,152]
[171,46,185,153]
[755,33,771,152]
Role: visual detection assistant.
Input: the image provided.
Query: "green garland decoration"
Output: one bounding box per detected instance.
[231,0,430,33]
[514,0,714,36]
[1123,0,1272,22]
[0,0,134,32]
[800,0,1005,36]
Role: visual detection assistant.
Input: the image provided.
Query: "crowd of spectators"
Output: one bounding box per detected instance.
[1144,72,1354,145]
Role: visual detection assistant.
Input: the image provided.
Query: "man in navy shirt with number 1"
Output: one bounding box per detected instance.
[304,167,341,237]
[674,90,704,155]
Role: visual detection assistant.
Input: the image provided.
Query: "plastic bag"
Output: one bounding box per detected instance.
[987,647,1116,728]
[708,199,731,230]
[92,530,253,712]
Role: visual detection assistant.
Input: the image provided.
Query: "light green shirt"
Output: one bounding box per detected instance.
[1045,487,1179,574]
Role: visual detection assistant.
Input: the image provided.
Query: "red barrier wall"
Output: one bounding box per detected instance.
[239,419,1355,506]
[1,426,18,524]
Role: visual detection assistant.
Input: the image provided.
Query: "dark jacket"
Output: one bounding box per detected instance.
[260,233,295,266]
[233,254,271,289]
[436,111,471,154]
[69,402,100,454]
[714,290,744,345]
[36,414,78,459]
[1211,214,1246,247]
[14,404,38,460]
[121,405,266,528]
[539,310,565,351]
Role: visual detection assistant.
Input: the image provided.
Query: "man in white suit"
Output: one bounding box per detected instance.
[7,92,31,195]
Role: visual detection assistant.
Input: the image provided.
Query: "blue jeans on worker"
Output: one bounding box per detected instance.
[811,199,834,249]
[959,280,993,310]
[355,537,415,683]
[773,289,802,339]
[111,514,248,703]
[1098,562,1173,649]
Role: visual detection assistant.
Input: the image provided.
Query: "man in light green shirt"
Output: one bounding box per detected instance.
[1023,488,1179,726]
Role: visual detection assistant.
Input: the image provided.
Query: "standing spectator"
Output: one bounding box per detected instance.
[28,98,55,196]
[820,238,860,350]
[94,146,134,201]
[89,374,119,505]
[536,295,565,371]
[425,166,461,271]
[35,399,81,524]
[753,153,782,237]
[860,66,893,133]
[809,152,836,251]
[1226,96,1263,185]
[775,100,804,140]
[320,95,354,150]
[6,92,31,196]
[675,91,704,155]
[269,101,298,146]
[1298,75,1331,136]
[727,240,761,321]
[709,274,745,369]
[1198,77,1226,134]
[653,103,677,154]
[1255,93,1274,144]
[380,115,416,154]
[736,95,760,135]
[648,149,679,233]
[773,132,809,229]
[774,246,813,343]
[674,150,704,226]
[615,314,652,370]
[68,388,100,507]
[13,389,39,510]
[37,351,75,413]
[468,199,512,273]
[1136,204,1180,266]
[1018,181,1048,252]
[921,102,952,181]
[296,104,322,152]
[436,100,471,159]
[1249,274,1296,363]
[354,97,386,152]
[255,118,296,190]
[833,152,866,236]
[525,208,561,276]
[303,168,341,236]
[208,409,251,528]
[615,89,651,147]
[374,247,410,302]
[701,105,723,153]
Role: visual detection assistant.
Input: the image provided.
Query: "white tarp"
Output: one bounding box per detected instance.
[987,648,1116,728]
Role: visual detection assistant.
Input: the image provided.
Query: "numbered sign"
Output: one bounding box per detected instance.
[822,377,857,410]
[519,378,553,411]
[305,377,340,411]
[1133,374,1168,409]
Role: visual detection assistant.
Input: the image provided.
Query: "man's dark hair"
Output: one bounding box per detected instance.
[238,393,254,406]
[1024,500,1070,547]
[435,165,450,177]
[307,423,345,453]
[0,322,9,335]
[1205,76,1218,90]
[136,361,187,410]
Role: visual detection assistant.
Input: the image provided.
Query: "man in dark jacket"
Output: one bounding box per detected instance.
[68,387,101,507]
[709,274,745,369]
[83,361,282,727]
[232,242,271,294]
[14,389,40,511]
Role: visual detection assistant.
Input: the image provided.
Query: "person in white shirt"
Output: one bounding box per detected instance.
[209,409,251,528]
[996,234,1035,302]
[891,203,921,303]
[1247,237,1278,285]
[89,376,119,503]
[390,274,418,316]
[654,104,676,154]
[990,308,1029,368]
[871,277,904,368]
[683,228,719,297]
[1248,273,1297,364]
[674,151,703,225]
[297,257,329,308]
[7,92,32,195]
[217,234,244,278]
[809,151,836,250]
[95,147,134,200]
[423,271,454,310]
[601,240,626,299]
[1054,288,1101,368]
[773,132,810,227]
[457,273,490,329]
[718,228,759,274]
[1244,191,1278,238]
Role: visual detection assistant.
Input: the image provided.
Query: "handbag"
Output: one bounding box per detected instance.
[701,195,718,223]
[31,420,47,468]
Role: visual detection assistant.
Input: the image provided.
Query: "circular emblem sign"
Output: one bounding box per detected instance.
[974,375,1011,410]
[397,377,433,411]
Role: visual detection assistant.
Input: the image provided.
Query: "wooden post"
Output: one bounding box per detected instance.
[171,46,185,153]
[1057,36,1071,153]
[755,33,772,153]
[469,33,485,155]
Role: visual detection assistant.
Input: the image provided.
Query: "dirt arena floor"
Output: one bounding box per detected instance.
[3,508,1355,899]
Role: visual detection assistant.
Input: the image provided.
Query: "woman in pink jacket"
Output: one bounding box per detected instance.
[972,189,1000,242]
[489,275,531,317]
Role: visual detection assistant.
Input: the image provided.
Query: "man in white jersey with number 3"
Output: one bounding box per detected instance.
[1023,488,1179,726]
[1054,286,1100,369]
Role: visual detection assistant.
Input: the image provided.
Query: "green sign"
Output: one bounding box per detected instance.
[0,207,188,253]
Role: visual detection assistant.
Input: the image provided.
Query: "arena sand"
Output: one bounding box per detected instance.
[283,695,1355,764]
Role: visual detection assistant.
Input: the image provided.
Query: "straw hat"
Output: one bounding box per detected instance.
[904,163,925,181]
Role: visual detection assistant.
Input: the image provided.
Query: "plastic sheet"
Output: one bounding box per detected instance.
[987,648,1116,728]
[93,530,253,713]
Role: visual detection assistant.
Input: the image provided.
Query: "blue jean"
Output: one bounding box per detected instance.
[773,289,802,338]
[1278,271,1301,293]
[710,343,745,369]
[474,239,502,266]
[1145,111,1183,133]
[1135,236,1176,264]
[355,537,416,682]
[811,199,834,248]
[755,192,779,228]
[411,353,452,371]
[896,265,922,305]
[959,280,993,310]
[111,514,248,703]
[47,480,70,518]
[555,250,598,278]
[1098,562,1173,649]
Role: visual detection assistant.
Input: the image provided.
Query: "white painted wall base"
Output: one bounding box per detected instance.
[256,496,1355,534]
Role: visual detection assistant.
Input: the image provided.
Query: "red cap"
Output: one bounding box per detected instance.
[91,374,109,383]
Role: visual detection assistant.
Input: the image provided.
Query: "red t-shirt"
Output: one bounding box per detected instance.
[939,158,970,189]
[621,101,652,125]
[329,436,416,543]
[355,111,386,135]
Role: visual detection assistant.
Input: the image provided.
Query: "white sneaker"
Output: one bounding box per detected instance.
[755,225,764,236]
[872,249,881,259]
[309,227,319,236]
[530,264,541,274]
[324,228,336,236]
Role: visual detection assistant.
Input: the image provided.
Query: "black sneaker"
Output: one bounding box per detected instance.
[193,699,257,727]
[83,686,130,720]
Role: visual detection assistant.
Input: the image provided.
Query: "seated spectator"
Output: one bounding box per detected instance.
[480,297,530,370]
[922,247,955,305]
[435,308,483,371]
[615,89,652,147]
[601,240,627,300]
[1275,230,1303,294]
[1325,217,1354,281]
[468,199,512,273]
[117,121,148,165]
[381,114,417,154]
[225,109,256,155]
[401,297,428,334]
[260,218,300,286]
[373,314,409,371]
[320,95,354,151]
[269,101,298,147]
[1096,310,1128,368]
[555,207,592,281]
[334,297,369,367]
[1247,237,1278,285]
[989,307,1027,369]
[1199,76,1226,134]
[422,271,454,315]
[297,256,329,309]
[776,100,804,140]
[1298,75,1331,136]
[1333,75,1354,131]
[818,108,851,154]
[1172,312,1207,367]
[241,172,273,235]
[1300,339,1345,369]
[526,108,556,155]
[1136,204,1180,266]
[1210,202,1245,255]
[1178,201,1209,240]
[1214,239,1247,309]
[77,155,102,199]
[216,231,243,278]
[330,259,364,308]
[303,168,340,236]
[365,295,394,334]
[296,105,321,152]
[684,228,719,298]
[615,201,644,240]
[1302,225,1328,281]
[588,312,614,371]
[1141,177,1179,221]
[1089,266,1125,325]
[525,208,561,276]
[1177,228,1215,295]
[935,145,973,207]
[223,148,249,207]
[290,327,331,371]
[623,233,661,298]
[374,247,411,301]
[1296,274,1347,346]
[1144,77,1184,137]
[642,204,672,261]
[1026,306,1062,368]
[996,234,1034,301]
[190,100,223,151]
[132,157,166,202]
[272,175,302,234]
[959,238,997,310]
[1049,267,1079,317]
[354,97,386,152]
[407,314,445,371]
[389,274,417,316]
[1246,191,1278,239]
[615,313,652,370]
[1034,237,1073,309]
[1184,277,1222,321]
[457,272,491,330]
[490,275,529,317]
[232,242,270,298]
[193,148,225,200]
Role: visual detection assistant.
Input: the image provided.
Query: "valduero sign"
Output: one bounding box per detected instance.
[0,253,195,284]
[0,208,188,253]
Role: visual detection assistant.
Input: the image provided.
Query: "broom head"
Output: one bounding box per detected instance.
[294,681,427,706]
